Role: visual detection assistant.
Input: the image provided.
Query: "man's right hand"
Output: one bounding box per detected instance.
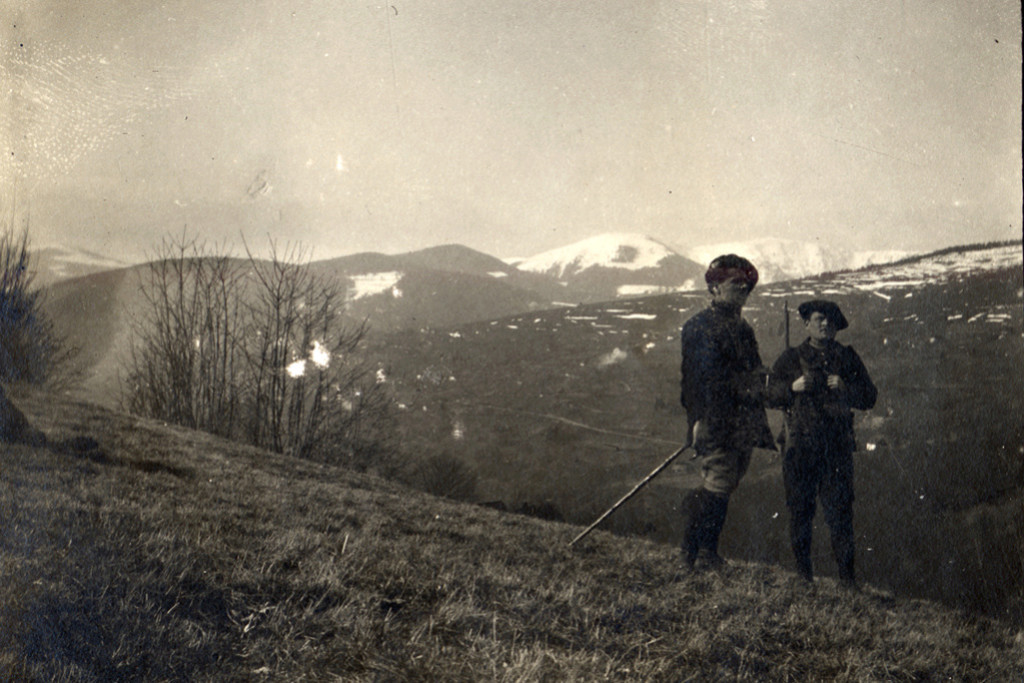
[791,375,809,392]
[692,420,708,444]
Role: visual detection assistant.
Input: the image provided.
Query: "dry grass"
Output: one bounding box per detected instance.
[2,390,1022,681]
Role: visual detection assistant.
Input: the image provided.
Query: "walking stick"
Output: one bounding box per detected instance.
[568,439,693,547]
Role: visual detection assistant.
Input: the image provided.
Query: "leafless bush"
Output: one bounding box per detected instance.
[0,226,74,386]
[124,234,245,437]
[411,452,479,501]
[124,233,394,463]
[239,239,381,460]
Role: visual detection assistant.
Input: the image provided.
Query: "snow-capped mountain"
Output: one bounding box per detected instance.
[684,238,911,284]
[512,233,705,299]
[514,233,680,278]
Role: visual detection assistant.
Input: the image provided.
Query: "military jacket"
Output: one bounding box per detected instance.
[680,302,775,452]
[767,339,877,454]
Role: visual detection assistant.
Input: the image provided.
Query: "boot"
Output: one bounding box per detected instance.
[699,493,729,570]
[794,552,814,584]
[679,488,705,571]
[790,513,814,583]
[836,545,858,591]
[832,526,858,591]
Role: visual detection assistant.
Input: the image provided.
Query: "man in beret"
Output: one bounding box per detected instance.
[767,299,877,589]
[678,254,776,571]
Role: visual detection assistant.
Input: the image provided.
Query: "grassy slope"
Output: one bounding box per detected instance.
[2,392,1022,681]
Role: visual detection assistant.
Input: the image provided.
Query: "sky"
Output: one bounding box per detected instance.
[1,0,1021,263]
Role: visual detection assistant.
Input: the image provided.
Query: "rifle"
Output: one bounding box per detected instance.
[776,300,791,457]
[568,439,693,547]
[784,299,790,349]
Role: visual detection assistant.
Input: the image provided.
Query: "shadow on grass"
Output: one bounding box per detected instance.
[4,506,232,680]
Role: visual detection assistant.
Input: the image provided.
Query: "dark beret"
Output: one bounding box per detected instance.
[798,299,849,331]
[704,254,759,290]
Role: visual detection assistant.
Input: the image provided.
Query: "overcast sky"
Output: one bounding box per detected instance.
[2,0,1020,262]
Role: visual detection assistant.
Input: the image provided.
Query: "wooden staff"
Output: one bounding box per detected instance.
[568,440,693,547]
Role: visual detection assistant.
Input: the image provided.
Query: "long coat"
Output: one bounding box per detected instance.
[680,302,775,452]
[766,339,877,454]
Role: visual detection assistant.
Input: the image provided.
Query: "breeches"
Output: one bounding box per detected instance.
[698,446,752,497]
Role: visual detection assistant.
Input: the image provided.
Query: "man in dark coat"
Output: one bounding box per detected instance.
[679,254,775,571]
[767,300,877,588]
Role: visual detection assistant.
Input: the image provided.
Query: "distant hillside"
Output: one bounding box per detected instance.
[308,244,567,332]
[30,247,132,287]
[2,389,1022,680]
[313,244,516,278]
[43,259,261,406]
[43,247,557,404]
[342,268,552,333]
[43,264,147,402]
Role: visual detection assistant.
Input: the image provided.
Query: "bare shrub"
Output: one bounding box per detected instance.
[124,232,394,464]
[239,240,365,459]
[0,226,74,386]
[124,234,245,437]
[411,452,478,501]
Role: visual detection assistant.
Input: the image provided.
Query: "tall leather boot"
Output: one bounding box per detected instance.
[679,488,705,570]
[699,493,729,570]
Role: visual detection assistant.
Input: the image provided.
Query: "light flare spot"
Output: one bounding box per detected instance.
[310,340,331,369]
[286,359,306,378]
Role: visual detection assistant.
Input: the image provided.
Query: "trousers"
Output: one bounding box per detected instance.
[783,440,855,580]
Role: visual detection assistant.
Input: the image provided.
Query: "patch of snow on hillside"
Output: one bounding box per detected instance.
[616,313,657,320]
[489,271,508,278]
[516,233,679,278]
[849,250,911,269]
[348,271,403,300]
[598,348,628,367]
[618,282,694,297]
[835,245,1021,292]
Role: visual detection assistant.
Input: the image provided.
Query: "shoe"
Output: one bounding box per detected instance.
[673,553,698,581]
[698,549,727,571]
[795,556,813,584]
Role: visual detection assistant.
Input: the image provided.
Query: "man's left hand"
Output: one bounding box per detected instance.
[827,374,845,391]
